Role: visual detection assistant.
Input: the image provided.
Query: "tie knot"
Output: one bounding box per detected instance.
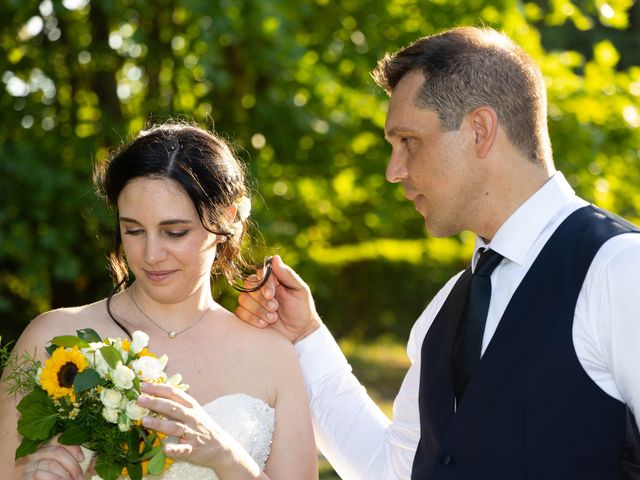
[474,249,503,278]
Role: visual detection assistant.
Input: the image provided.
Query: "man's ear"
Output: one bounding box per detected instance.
[469,106,498,158]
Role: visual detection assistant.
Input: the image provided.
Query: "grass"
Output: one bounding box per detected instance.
[317,337,410,479]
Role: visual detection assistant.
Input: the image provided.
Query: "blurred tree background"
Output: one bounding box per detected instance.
[1,0,639,348]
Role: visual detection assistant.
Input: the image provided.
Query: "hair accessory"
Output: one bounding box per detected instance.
[236,196,251,221]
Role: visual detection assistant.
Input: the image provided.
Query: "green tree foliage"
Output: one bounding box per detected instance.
[1,0,639,346]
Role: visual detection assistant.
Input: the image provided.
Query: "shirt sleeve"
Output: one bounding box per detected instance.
[577,232,640,431]
[295,274,462,480]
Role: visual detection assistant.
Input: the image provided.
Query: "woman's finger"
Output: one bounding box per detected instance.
[163,442,193,458]
[137,394,188,421]
[139,382,195,408]
[26,445,84,480]
[141,414,188,439]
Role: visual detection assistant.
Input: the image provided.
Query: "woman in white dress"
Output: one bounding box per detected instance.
[0,122,318,479]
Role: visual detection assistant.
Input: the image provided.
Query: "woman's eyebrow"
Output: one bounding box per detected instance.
[119,217,193,226]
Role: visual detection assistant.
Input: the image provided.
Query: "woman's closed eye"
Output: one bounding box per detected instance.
[124,228,144,236]
[165,230,189,238]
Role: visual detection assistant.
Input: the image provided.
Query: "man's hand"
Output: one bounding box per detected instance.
[236,255,321,343]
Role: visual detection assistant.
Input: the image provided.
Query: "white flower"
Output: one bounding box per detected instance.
[237,196,251,221]
[130,355,168,383]
[130,331,149,355]
[82,343,110,377]
[166,373,189,391]
[125,399,149,421]
[118,413,131,432]
[100,388,123,409]
[111,362,135,390]
[102,407,119,424]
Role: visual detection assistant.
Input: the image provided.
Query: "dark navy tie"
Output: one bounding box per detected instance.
[452,248,504,404]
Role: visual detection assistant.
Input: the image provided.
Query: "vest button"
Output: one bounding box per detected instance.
[439,453,453,466]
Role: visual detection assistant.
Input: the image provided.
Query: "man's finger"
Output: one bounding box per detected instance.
[235,304,274,328]
[237,293,278,323]
[270,255,307,292]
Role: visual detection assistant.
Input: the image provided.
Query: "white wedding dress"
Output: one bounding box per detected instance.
[86,393,275,480]
[155,393,275,479]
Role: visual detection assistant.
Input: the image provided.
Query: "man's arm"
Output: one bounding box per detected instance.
[236,256,461,479]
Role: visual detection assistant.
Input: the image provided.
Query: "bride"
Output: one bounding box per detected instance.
[0,122,318,479]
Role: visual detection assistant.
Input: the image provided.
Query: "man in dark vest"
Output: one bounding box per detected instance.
[236,26,640,479]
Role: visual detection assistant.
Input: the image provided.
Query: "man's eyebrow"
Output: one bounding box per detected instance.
[119,217,193,226]
[385,126,420,139]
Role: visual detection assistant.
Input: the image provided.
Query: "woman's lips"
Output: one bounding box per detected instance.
[144,270,177,282]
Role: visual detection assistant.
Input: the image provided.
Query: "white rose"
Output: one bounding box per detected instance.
[100,388,123,409]
[130,355,168,383]
[130,331,149,355]
[110,362,135,390]
[125,399,149,421]
[102,407,119,424]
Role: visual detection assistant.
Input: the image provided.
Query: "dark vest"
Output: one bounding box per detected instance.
[411,205,639,480]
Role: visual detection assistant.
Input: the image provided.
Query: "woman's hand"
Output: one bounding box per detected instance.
[137,383,263,478]
[19,437,85,480]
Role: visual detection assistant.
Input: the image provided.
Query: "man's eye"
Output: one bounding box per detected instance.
[401,137,413,145]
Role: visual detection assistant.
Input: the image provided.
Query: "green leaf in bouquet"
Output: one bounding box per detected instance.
[147,449,167,476]
[139,444,161,461]
[15,437,41,459]
[126,461,143,480]
[125,388,138,401]
[17,389,57,440]
[95,456,123,480]
[99,345,123,369]
[58,424,92,445]
[76,328,102,343]
[51,336,90,348]
[45,344,57,356]
[127,428,142,461]
[73,368,101,393]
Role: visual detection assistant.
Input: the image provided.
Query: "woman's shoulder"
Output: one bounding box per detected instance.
[15,300,111,357]
[219,309,298,365]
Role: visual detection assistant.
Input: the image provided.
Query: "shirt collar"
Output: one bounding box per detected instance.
[473,172,577,267]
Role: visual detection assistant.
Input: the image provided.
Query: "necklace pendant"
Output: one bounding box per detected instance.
[168,330,177,338]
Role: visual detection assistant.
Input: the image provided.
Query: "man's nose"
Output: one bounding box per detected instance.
[386,148,408,183]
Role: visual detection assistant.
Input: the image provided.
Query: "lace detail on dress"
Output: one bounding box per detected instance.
[84,393,275,480]
[155,393,275,480]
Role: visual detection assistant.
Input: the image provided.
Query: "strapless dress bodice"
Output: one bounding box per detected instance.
[85,393,275,479]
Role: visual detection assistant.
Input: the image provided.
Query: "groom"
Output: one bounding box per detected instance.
[237,26,640,479]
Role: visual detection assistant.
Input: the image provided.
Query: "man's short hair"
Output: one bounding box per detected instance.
[372,26,552,164]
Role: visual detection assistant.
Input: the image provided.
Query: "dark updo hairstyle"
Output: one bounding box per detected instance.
[95,122,252,326]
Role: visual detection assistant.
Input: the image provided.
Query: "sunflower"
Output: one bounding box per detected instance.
[39,346,88,399]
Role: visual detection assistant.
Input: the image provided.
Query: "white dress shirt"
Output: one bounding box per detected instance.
[295,173,640,480]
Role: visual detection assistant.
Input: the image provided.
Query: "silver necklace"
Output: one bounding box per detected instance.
[128,288,211,338]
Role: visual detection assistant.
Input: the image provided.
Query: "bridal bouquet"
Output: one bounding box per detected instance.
[3,328,187,479]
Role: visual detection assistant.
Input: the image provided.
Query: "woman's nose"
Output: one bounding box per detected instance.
[144,235,167,264]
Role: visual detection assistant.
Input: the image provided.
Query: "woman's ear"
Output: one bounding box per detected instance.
[225,203,238,223]
[215,204,238,244]
[469,106,498,158]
